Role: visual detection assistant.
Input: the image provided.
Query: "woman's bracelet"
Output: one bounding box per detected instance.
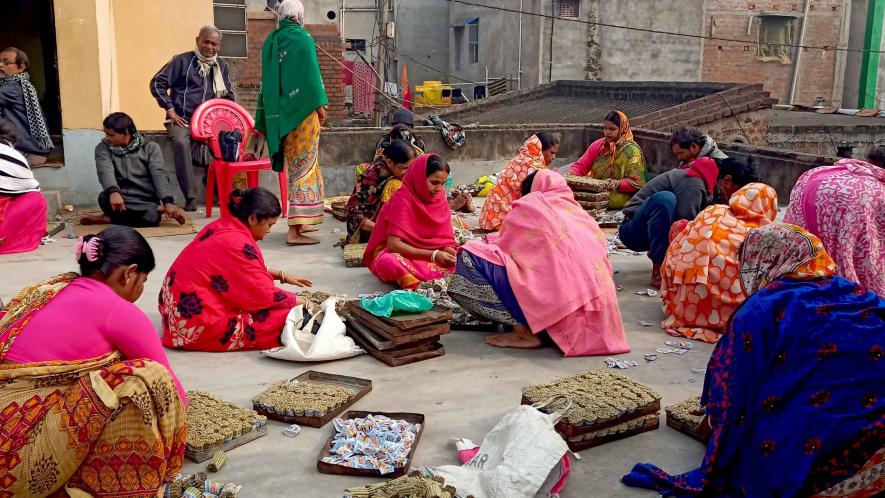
[431,250,439,263]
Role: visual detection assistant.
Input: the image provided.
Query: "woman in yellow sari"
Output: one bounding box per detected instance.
[569,110,647,209]
[0,226,186,497]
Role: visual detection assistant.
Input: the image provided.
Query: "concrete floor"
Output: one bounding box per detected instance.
[0,211,712,498]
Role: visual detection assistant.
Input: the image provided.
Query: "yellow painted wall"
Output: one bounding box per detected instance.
[53,0,108,130]
[53,0,213,131]
[112,0,214,130]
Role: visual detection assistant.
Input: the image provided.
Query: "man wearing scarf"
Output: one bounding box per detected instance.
[619,157,757,288]
[81,113,186,228]
[669,127,728,167]
[150,26,235,211]
[0,47,53,166]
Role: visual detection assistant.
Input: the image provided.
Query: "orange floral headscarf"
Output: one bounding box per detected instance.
[603,110,633,168]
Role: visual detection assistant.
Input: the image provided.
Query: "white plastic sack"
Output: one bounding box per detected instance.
[263,298,364,362]
[434,400,570,498]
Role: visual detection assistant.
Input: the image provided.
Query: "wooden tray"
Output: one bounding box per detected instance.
[345,313,438,353]
[347,309,449,345]
[666,413,708,443]
[522,395,661,438]
[252,371,372,428]
[348,325,446,367]
[185,426,267,463]
[316,411,425,478]
[566,416,659,452]
[347,301,453,332]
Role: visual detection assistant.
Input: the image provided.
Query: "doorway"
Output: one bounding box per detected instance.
[0,0,63,165]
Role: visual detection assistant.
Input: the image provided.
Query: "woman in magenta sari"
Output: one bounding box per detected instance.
[364,154,458,289]
[450,169,629,355]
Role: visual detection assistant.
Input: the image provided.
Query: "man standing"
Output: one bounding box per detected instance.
[0,47,53,166]
[669,127,728,167]
[150,26,235,211]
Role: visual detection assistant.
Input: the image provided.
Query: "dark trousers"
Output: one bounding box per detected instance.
[98,189,161,228]
[618,191,677,264]
[167,122,198,202]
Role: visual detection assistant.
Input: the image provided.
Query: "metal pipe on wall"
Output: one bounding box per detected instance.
[788,0,811,104]
[517,0,524,91]
[548,0,554,82]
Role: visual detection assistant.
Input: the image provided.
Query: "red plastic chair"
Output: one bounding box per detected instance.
[190,99,287,218]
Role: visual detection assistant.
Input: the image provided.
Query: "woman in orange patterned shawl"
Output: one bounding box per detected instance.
[660,183,778,343]
[0,227,186,497]
[479,132,560,231]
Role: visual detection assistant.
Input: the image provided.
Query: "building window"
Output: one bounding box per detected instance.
[214,1,248,58]
[556,0,579,18]
[756,15,797,64]
[467,19,479,64]
[453,26,464,71]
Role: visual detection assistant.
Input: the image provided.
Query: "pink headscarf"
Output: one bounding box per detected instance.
[364,154,457,266]
[464,170,628,355]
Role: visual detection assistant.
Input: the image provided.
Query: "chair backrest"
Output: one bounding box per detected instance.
[190,99,261,160]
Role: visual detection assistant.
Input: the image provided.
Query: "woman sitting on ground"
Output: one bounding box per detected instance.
[624,224,884,498]
[364,154,459,289]
[661,182,778,343]
[0,225,187,496]
[785,144,884,296]
[81,112,187,228]
[451,170,630,355]
[346,139,416,244]
[161,188,312,351]
[479,132,559,231]
[569,110,647,209]
[0,120,46,254]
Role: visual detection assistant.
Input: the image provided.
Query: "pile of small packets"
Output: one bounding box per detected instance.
[322,414,421,475]
[164,472,241,498]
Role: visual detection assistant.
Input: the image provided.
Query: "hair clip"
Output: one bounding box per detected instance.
[75,236,102,262]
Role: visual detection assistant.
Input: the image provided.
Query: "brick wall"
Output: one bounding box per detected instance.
[702,0,846,105]
[226,14,345,123]
[699,109,770,145]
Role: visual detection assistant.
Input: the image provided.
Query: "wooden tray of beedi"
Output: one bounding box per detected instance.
[347,322,446,366]
[347,301,452,335]
[252,371,372,428]
[665,396,708,443]
[317,411,425,478]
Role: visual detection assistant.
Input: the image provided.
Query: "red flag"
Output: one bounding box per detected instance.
[401,64,412,110]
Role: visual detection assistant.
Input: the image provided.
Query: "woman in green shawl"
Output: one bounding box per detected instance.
[256,0,329,246]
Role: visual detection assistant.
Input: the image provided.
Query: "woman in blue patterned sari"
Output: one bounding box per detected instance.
[623,224,885,497]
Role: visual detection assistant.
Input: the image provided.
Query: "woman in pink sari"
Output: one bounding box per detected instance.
[365,154,459,289]
[0,122,46,254]
[784,145,885,296]
[450,169,629,355]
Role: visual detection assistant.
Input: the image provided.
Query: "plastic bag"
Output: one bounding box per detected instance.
[360,290,433,318]
[434,397,571,498]
[453,438,570,497]
[263,298,364,362]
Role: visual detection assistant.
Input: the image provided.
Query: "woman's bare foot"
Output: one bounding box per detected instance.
[286,226,320,245]
[80,213,112,225]
[485,325,542,349]
[448,195,466,212]
[460,194,475,213]
[649,262,663,289]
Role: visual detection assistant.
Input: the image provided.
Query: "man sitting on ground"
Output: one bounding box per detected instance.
[670,127,728,167]
[150,25,235,211]
[81,113,186,228]
[0,47,52,166]
[618,155,758,288]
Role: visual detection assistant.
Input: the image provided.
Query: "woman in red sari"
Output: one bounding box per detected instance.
[364,154,459,289]
[160,187,312,352]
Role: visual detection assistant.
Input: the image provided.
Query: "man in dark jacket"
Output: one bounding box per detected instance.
[619,155,758,288]
[0,47,53,166]
[150,26,235,211]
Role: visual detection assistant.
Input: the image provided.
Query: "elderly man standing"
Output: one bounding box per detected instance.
[150,26,235,211]
[0,47,53,166]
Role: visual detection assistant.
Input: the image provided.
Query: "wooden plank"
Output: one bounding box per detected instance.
[345,314,438,353]
[522,395,661,438]
[347,300,452,331]
[348,309,449,345]
[252,371,373,429]
[316,411,425,478]
[347,326,445,367]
